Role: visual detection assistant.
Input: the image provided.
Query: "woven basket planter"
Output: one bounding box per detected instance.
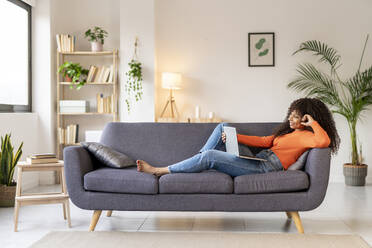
[0,184,16,207]
[343,163,368,186]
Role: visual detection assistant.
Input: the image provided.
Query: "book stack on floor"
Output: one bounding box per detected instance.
[56,34,75,52]
[26,154,58,164]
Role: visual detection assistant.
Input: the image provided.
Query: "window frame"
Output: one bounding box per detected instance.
[0,0,32,113]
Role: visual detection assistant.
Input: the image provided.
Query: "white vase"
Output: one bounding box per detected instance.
[91,41,103,52]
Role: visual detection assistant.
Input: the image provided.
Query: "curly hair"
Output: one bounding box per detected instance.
[273,98,340,154]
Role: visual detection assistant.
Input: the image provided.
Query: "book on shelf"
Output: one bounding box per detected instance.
[56,34,75,52]
[86,65,114,83]
[96,94,114,113]
[108,65,114,83]
[58,124,79,145]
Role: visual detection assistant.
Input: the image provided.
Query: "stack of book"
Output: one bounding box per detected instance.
[58,124,79,145]
[26,154,58,164]
[96,94,114,113]
[56,34,75,52]
[86,65,114,83]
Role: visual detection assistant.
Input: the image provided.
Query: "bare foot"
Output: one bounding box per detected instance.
[136,160,169,176]
[137,160,156,174]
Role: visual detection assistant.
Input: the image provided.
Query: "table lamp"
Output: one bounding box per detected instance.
[160,72,182,118]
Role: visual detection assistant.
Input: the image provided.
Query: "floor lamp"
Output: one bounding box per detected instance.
[160,72,182,118]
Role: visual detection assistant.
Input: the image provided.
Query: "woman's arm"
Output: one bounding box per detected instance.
[237,134,274,148]
[301,114,331,148]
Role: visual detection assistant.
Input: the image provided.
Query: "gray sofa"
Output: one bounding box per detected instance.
[64,122,331,233]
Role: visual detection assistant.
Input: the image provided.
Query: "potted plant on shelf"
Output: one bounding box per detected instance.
[288,35,372,186]
[58,61,89,90]
[0,134,23,207]
[84,26,108,52]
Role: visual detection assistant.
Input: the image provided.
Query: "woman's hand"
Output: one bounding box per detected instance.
[221,132,226,143]
[301,114,314,126]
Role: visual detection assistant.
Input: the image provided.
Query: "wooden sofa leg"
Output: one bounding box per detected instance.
[107,210,113,217]
[286,212,292,219]
[89,210,102,231]
[288,211,304,234]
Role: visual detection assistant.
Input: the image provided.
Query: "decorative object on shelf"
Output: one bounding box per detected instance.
[84,26,108,52]
[288,35,372,186]
[58,61,89,90]
[59,100,89,113]
[195,105,200,119]
[0,134,23,207]
[159,72,182,119]
[125,37,143,113]
[248,32,275,67]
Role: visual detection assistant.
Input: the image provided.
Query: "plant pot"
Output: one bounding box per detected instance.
[91,41,103,52]
[343,163,368,186]
[65,76,72,82]
[0,184,16,207]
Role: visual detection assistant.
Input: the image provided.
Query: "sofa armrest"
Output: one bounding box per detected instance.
[63,146,95,209]
[303,147,331,210]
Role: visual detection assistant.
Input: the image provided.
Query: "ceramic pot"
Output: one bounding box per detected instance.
[343,163,368,186]
[0,184,16,207]
[65,75,72,82]
[91,41,103,52]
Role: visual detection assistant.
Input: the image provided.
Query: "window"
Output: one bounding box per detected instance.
[0,0,31,112]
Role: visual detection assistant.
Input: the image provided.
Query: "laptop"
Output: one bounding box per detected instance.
[223,126,267,161]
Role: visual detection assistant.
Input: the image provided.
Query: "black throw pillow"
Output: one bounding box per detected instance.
[81,142,136,168]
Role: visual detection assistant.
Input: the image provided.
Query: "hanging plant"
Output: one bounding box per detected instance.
[125,37,143,113]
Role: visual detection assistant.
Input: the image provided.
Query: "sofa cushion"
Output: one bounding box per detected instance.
[287,150,309,170]
[159,170,233,194]
[234,170,309,194]
[84,167,158,194]
[81,142,136,169]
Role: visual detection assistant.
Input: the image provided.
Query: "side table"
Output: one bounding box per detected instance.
[14,160,71,232]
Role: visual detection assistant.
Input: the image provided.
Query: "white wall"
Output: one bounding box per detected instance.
[120,0,155,122]
[155,0,372,182]
[0,113,39,189]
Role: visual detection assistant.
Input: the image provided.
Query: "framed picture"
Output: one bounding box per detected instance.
[248,32,275,67]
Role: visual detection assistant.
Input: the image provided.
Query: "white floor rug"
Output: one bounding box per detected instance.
[30,231,371,248]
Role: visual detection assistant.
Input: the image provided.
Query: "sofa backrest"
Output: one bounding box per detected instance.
[100,122,281,167]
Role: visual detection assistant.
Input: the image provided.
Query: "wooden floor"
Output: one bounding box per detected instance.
[0,183,371,248]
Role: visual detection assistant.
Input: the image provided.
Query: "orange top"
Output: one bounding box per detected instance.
[237,121,330,170]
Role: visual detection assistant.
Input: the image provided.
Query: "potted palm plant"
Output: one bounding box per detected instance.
[58,61,89,90]
[0,134,23,207]
[288,35,372,186]
[84,26,108,52]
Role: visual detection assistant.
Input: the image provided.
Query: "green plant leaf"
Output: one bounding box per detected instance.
[258,49,269,56]
[293,40,341,72]
[255,38,266,50]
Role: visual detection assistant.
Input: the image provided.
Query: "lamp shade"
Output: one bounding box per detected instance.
[161,72,182,90]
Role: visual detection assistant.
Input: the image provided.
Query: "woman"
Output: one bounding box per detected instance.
[137,98,340,177]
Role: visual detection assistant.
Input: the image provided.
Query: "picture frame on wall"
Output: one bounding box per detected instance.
[248,32,275,67]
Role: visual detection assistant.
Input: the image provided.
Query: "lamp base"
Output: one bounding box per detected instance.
[160,89,179,118]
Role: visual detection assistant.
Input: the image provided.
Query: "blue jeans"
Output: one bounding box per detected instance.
[168,123,283,177]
